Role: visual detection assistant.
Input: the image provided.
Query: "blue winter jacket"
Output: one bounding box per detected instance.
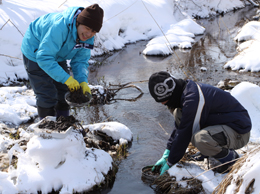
[167,80,252,165]
[21,7,94,84]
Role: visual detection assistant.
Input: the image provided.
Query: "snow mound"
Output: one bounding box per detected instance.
[143,19,205,55]
[231,82,260,143]
[3,130,113,193]
[85,121,133,143]
[224,21,260,72]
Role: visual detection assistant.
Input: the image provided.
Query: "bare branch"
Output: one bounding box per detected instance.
[0,19,24,37]
[0,54,22,60]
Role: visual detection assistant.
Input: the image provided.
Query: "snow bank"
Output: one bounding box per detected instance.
[5,130,113,194]
[85,121,133,143]
[224,21,260,72]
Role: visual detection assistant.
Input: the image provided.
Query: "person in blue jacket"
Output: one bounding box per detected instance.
[148,71,251,175]
[21,4,104,119]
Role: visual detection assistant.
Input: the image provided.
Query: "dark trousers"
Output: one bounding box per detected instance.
[23,54,70,111]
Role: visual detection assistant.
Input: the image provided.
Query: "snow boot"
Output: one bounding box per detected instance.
[214,149,239,173]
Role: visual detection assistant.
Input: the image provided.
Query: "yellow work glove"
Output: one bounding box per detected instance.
[65,76,80,92]
[80,82,91,95]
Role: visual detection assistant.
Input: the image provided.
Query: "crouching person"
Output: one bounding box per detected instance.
[148,71,251,175]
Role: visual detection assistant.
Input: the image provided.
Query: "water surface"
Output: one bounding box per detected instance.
[77,5,260,194]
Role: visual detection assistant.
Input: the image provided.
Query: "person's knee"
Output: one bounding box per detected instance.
[193,131,210,153]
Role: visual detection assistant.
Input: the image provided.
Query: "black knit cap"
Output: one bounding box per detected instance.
[148,71,176,102]
[77,4,104,32]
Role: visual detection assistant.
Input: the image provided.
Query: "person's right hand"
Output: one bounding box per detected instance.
[65,76,80,92]
[152,149,170,172]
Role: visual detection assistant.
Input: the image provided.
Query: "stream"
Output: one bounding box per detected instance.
[74,5,260,194]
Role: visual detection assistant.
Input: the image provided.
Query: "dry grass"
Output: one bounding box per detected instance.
[212,146,260,194]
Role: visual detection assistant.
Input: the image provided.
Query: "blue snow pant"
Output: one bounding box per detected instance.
[23,54,70,118]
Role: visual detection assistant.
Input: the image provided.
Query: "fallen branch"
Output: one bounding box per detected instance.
[90,82,144,105]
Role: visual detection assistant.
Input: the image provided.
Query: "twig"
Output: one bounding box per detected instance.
[102,116,112,123]
[113,93,143,102]
[0,19,24,37]
[103,0,139,23]
[0,54,22,60]
[58,0,68,8]
[109,80,148,87]
[157,122,169,135]
[108,82,144,94]
[219,16,231,37]
[0,19,10,30]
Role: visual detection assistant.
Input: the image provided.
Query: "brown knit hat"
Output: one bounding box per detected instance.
[77,4,104,32]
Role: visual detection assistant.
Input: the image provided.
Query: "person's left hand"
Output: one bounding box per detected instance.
[160,163,170,175]
[80,82,91,95]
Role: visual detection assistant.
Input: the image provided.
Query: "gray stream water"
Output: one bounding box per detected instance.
[74,5,260,194]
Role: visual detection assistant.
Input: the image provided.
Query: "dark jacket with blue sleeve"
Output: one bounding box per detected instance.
[166,80,252,166]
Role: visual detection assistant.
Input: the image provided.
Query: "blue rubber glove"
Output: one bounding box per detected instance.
[152,149,170,172]
[160,163,170,175]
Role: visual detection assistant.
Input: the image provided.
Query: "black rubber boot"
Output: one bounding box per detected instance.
[214,149,239,173]
[37,106,56,120]
[55,101,70,119]
[56,110,70,119]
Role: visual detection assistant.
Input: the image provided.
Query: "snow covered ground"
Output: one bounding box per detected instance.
[1,0,260,193]
[0,118,132,193]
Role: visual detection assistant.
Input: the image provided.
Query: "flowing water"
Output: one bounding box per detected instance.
[75,5,260,194]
